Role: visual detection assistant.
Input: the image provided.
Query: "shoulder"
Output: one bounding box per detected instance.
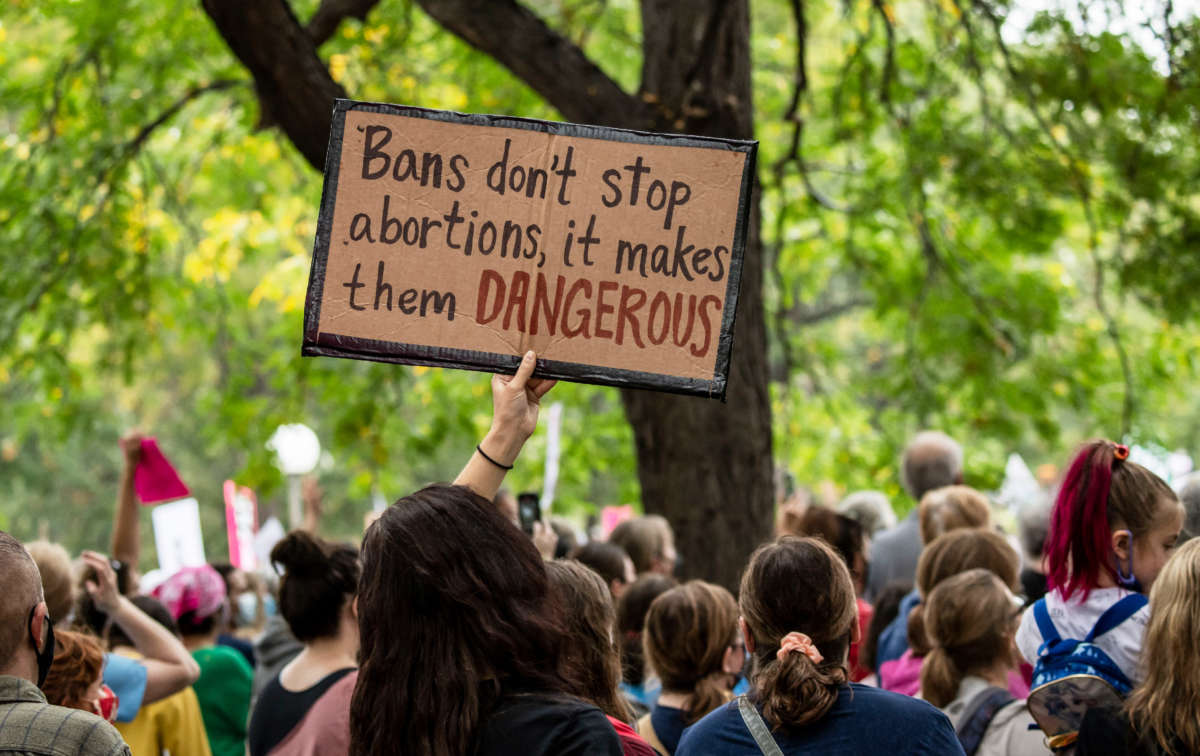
[982,700,1052,755]
[477,692,621,756]
[0,702,130,756]
[198,645,253,675]
[676,703,748,754]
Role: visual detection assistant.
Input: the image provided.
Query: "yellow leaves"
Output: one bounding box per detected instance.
[0,24,7,44]
[880,2,896,25]
[413,365,430,376]
[329,53,348,83]
[1050,124,1068,143]
[15,142,30,161]
[363,25,388,45]
[937,0,961,19]
[428,83,469,111]
[248,255,307,313]
[79,204,95,222]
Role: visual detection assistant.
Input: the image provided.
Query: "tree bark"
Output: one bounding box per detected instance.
[199,0,774,591]
[622,0,774,590]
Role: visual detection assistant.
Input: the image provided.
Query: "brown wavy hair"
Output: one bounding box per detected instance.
[643,580,738,725]
[41,629,104,711]
[350,485,573,756]
[1125,538,1200,756]
[741,537,856,731]
[907,528,1020,656]
[918,486,992,545]
[919,569,1018,707]
[546,560,632,723]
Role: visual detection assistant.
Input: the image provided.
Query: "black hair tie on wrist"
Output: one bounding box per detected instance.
[476,444,514,470]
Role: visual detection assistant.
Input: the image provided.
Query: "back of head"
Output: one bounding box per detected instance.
[151,565,227,637]
[42,629,104,711]
[909,529,1020,655]
[109,595,178,649]
[1046,440,1177,600]
[837,491,896,535]
[352,484,568,756]
[920,569,1017,707]
[270,531,359,643]
[1177,477,1200,544]
[609,516,672,575]
[616,573,677,686]
[741,537,857,731]
[0,532,43,674]
[25,541,74,627]
[570,541,630,590]
[1017,498,1052,564]
[918,486,991,545]
[860,580,912,673]
[789,507,867,571]
[1126,538,1200,755]
[643,580,738,725]
[545,560,629,722]
[902,432,963,502]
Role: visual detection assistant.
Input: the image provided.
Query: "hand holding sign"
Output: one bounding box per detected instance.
[304,101,755,398]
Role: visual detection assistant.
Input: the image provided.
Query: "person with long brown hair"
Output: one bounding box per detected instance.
[921,570,1049,755]
[879,528,1025,698]
[546,560,657,756]
[1076,538,1200,755]
[676,536,962,755]
[349,351,621,756]
[639,581,742,754]
[616,573,677,714]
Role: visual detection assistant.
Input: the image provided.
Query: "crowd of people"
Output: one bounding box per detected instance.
[3,349,1200,755]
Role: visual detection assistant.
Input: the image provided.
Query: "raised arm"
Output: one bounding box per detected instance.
[110,433,143,571]
[82,551,201,703]
[454,351,555,501]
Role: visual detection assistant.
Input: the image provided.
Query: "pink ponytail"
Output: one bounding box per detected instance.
[1046,442,1115,601]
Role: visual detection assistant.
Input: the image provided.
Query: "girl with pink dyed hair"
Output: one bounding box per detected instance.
[1015,440,1184,686]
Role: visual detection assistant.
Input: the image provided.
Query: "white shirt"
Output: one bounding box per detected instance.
[1016,587,1149,685]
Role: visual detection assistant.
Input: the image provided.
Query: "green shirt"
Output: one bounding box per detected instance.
[192,646,252,756]
[0,675,129,756]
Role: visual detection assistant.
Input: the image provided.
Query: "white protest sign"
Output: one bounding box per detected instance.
[151,497,206,575]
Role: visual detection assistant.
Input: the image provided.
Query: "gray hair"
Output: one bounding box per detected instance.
[838,490,896,535]
[901,431,964,501]
[1178,477,1200,544]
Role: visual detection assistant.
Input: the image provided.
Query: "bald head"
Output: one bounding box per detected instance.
[901,432,963,502]
[0,532,44,672]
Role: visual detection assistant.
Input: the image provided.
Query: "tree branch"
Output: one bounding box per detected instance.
[786,295,872,325]
[415,0,645,127]
[307,0,383,47]
[201,0,347,170]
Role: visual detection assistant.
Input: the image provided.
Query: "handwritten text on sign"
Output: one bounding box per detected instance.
[304,102,755,396]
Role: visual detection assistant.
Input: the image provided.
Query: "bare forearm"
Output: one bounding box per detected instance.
[454,427,525,501]
[111,469,140,565]
[109,597,199,680]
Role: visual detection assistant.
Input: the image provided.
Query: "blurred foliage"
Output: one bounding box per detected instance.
[1,0,1199,565]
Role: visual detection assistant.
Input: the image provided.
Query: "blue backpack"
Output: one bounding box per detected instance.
[1026,593,1147,751]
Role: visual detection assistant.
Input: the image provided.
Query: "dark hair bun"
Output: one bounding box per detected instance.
[272,530,360,643]
[271,531,329,578]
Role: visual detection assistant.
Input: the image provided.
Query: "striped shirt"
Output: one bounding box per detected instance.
[0,675,129,756]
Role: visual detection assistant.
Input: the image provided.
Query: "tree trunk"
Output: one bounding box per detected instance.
[200,0,774,591]
[621,0,774,590]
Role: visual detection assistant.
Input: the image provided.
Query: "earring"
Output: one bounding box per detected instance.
[1116,558,1138,588]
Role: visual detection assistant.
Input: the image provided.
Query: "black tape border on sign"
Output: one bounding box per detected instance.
[303,99,758,401]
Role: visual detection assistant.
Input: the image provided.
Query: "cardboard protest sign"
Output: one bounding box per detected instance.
[303,100,756,398]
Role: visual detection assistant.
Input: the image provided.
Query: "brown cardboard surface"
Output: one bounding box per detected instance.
[304,101,755,397]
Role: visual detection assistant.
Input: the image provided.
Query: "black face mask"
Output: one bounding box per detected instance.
[27,606,55,688]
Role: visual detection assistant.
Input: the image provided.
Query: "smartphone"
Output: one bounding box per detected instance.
[517,492,541,535]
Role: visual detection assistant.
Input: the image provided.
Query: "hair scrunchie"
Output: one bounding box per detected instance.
[776,631,824,664]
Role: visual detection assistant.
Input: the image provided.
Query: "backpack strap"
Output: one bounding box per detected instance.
[736,696,785,756]
[1032,598,1060,645]
[1086,593,1148,642]
[954,687,1015,756]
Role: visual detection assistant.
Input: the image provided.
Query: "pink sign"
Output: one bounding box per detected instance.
[134,438,190,505]
[223,480,259,570]
[601,505,634,537]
